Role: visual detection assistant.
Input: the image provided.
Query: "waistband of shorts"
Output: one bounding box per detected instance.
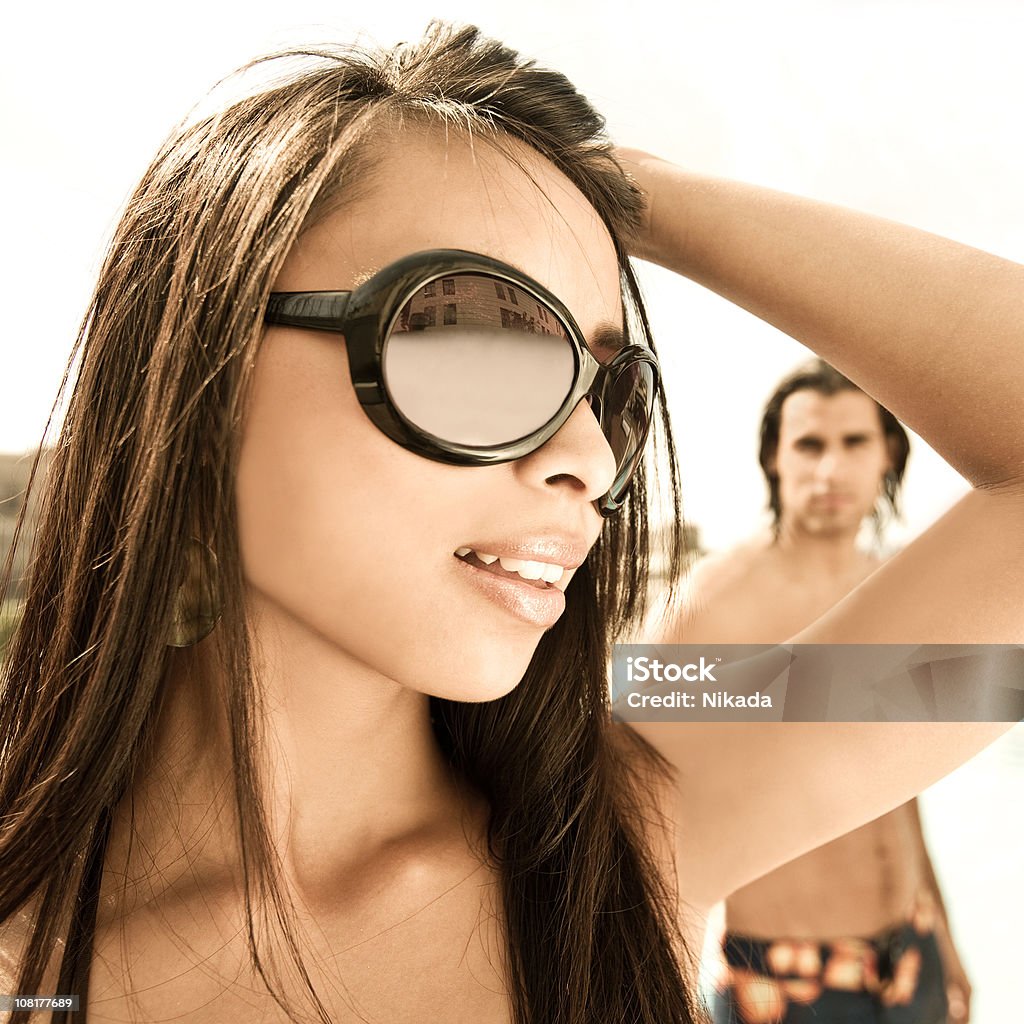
[724,918,943,995]
[723,919,917,971]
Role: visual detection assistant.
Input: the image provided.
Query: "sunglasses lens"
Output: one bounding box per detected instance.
[604,359,656,505]
[383,273,575,446]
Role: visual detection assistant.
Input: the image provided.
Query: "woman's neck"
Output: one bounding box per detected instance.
[101,584,477,923]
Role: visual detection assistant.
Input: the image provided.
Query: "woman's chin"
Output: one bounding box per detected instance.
[420,648,536,705]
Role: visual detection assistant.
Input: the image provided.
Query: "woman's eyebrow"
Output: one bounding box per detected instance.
[589,322,626,359]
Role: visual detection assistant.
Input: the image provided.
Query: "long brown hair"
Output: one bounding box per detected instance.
[0,23,696,1023]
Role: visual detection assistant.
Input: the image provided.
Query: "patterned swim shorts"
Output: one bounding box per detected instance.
[711,901,948,1024]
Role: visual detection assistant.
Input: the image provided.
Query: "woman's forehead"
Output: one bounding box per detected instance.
[274,127,623,334]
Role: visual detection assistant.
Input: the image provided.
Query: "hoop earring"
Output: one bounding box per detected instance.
[167,538,222,648]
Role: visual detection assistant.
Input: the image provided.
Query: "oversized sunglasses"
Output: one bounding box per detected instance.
[264,249,659,516]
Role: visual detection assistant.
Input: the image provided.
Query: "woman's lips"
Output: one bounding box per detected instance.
[453,554,567,628]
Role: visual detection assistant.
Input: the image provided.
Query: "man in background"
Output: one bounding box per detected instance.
[662,359,970,1023]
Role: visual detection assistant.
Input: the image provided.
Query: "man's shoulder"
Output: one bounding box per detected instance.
[648,535,775,643]
[688,535,775,599]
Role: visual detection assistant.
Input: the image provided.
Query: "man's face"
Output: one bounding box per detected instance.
[772,389,893,538]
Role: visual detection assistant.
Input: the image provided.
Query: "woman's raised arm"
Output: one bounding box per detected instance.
[618,148,1024,491]
[617,146,1024,644]
[616,150,1023,907]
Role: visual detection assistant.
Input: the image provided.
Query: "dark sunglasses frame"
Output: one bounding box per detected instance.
[264,249,659,516]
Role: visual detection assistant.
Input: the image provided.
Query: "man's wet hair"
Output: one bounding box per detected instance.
[758,358,910,530]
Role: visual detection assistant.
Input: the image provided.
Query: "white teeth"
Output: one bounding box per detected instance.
[458,548,565,582]
[541,564,564,584]
[499,555,565,583]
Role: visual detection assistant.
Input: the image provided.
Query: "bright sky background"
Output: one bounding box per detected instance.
[2,2,1022,1016]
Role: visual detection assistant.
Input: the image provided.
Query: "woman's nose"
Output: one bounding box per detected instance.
[513,398,618,505]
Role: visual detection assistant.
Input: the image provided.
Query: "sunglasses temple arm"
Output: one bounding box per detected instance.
[264,291,352,331]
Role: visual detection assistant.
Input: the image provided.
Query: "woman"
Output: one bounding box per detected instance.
[0,22,1019,1024]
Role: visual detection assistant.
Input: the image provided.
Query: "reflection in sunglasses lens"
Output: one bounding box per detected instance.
[384,273,575,446]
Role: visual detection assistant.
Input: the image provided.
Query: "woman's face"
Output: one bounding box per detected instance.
[235,128,623,701]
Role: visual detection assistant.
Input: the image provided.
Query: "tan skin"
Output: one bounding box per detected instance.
[82,129,621,1023]
[4,134,1020,1021]
[659,387,971,1016]
[618,148,1022,1015]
